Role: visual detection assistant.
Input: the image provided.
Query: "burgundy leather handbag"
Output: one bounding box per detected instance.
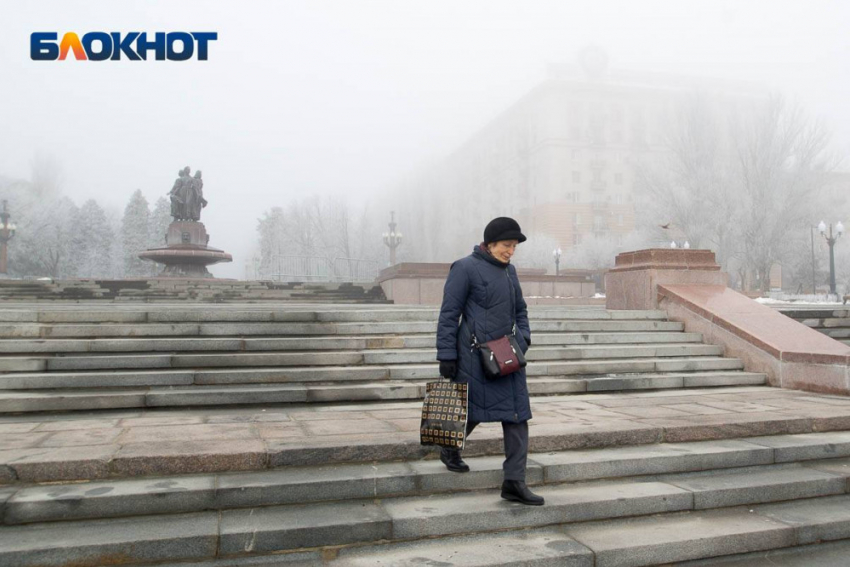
[474,331,526,379]
[469,271,527,380]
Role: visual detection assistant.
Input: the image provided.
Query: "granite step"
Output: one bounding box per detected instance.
[0,371,767,413]
[0,357,747,389]
[8,434,850,525]
[0,332,706,354]
[2,397,844,484]
[3,471,850,566]
[674,539,850,566]
[0,308,667,324]
[2,344,726,372]
[0,319,686,339]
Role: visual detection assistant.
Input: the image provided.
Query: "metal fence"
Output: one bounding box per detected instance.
[258,255,380,282]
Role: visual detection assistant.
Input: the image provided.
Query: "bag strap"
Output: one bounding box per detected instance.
[505,268,517,336]
[466,267,518,348]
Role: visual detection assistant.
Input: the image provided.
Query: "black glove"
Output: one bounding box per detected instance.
[439,360,458,379]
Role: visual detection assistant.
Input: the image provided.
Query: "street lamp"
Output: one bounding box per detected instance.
[818,220,845,297]
[382,211,403,266]
[0,200,16,276]
[552,247,562,276]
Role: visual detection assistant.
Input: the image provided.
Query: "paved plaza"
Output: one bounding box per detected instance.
[4,386,850,482]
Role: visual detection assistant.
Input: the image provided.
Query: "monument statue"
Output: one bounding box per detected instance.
[169,166,207,221]
[141,165,231,277]
[188,170,208,221]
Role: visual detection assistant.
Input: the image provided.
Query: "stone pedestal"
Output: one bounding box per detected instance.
[139,221,232,278]
[605,249,726,310]
[377,262,597,305]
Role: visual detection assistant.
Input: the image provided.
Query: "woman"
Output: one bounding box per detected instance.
[436,216,543,506]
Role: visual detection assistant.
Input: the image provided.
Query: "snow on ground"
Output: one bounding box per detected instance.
[757,295,843,306]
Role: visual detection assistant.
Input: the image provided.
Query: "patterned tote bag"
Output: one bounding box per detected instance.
[419,379,469,450]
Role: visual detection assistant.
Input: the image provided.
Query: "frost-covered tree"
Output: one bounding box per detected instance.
[636,95,836,291]
[73,199,115,278]
[512,232,562,272]
[562,234,621,271]
[9,195,79,278]
[149,196,171,249]
[121,190,150,277]
[256,196,381,280]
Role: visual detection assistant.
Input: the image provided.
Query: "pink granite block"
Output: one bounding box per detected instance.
[781,362,849,396]
[661,285,850,361]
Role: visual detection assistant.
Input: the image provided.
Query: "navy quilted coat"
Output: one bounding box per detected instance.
[436,245,532,423]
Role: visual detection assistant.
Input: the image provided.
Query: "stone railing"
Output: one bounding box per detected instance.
[606,249,850,396]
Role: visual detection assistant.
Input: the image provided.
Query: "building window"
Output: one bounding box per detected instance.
[573,233,582,246]
[571,149,580,160]
[573,212,581,225]
[567,192,580,203]
[614,194,623,204]
[618,214,624,226]
[615,173,623,185]
[572,171,581,183]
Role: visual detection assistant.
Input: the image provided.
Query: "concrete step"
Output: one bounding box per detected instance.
[0,308,667,324]
[674,539,850,566]
[4,471,850,566]
[0,357,747,389]
[304,529,594,567]
[6,344,725,372]
[3,389,847,485]
[0,372,767,413]
[563,494,850,567]
[0,332,706,354]
[8,434,845,525]
[0,319,686,339]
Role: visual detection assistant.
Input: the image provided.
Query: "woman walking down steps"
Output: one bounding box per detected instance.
[435,217,543,506]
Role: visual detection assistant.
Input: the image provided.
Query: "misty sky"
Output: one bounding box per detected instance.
[2,1,849,277]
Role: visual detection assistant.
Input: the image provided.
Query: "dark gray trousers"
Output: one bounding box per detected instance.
[447,420,529,481]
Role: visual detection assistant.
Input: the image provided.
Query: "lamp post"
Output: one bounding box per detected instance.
[818,220,845,297]
[0,200,16,276]
[552,247,562,276]
[382,211,403,266]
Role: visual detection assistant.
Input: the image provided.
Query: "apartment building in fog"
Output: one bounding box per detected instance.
[393,48,765,263]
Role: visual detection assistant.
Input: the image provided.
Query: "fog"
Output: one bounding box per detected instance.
[1,0,848,279]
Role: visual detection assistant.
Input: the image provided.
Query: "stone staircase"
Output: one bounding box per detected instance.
[5,303,850,566]
[0,280,389,303]
[780,307,850,346]
[0,305,764,414]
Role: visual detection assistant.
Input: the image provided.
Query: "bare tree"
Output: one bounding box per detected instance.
[736,97,836,290]
[635,93,741,267]
[637,94,836,291]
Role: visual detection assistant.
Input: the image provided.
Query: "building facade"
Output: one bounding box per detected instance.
[392,49,764,265]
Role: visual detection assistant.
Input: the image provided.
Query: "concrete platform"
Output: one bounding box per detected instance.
[1,386,849,484]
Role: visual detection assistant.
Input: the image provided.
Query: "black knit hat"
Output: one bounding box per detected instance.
[483,217,527,244]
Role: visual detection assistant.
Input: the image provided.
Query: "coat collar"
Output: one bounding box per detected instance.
[473,244,510,269]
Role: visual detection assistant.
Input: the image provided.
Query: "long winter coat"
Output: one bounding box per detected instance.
[436,244,532,423]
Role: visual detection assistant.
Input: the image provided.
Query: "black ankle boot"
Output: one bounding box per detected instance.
[501,480,544,506]
[440,448,470,473]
